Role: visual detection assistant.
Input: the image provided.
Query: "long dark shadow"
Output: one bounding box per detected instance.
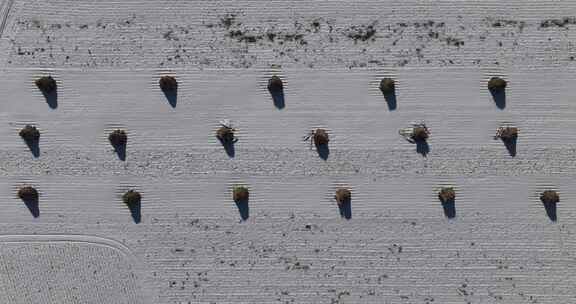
[112,143,127,161]
[316,143,329,160]
[21,197,39,218]
[270,90,285,109]
[235,199,249,221]
[267,76,285,110]
[127,201,141,223]
[490,89,506,109]
[220,139,235,158]
[542,202,557,222]
[162,87,177,108]
[338,200,352,220]
[441,200,456,219]
[416,140,430,157]
[23,138,40,158]
[501,137,517,157]
[383,92,397,111]
[42,89,58,109]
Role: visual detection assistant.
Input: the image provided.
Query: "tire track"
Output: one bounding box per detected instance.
[0,0,13,39]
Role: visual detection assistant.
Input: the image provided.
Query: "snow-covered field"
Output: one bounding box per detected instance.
[1,0,576,303]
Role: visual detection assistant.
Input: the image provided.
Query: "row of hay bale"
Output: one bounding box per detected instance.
[18,75,524,222]
[24,74,518,160]
[14,185,559,222]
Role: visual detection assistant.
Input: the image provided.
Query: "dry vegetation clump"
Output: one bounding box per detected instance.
[379,78,395,95]
[305,128,329,146]
[267,75,283,93]
[216,125,236,144]
[35,76,57,93]
[19,125,40,142]
[314,129,329,145]
[438,187,455,203]
[334,188,351,205]
[540,190,559,205]
[18,186,38,201]
[411,126,429,142]
[495,126,518,141]
[233,186,249,202]
[123,190,141,206]
[487,77,507,92]
[399,124,430,147]
[159,75,178,91]
[108,129,127,146]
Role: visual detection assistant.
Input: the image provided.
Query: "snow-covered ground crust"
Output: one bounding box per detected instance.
[0,235,145,304]
[0,0,576,303]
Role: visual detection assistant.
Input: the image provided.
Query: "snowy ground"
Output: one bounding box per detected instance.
[0,0,576,303]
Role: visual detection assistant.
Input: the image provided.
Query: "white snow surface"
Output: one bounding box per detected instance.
[0,0,575,303]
